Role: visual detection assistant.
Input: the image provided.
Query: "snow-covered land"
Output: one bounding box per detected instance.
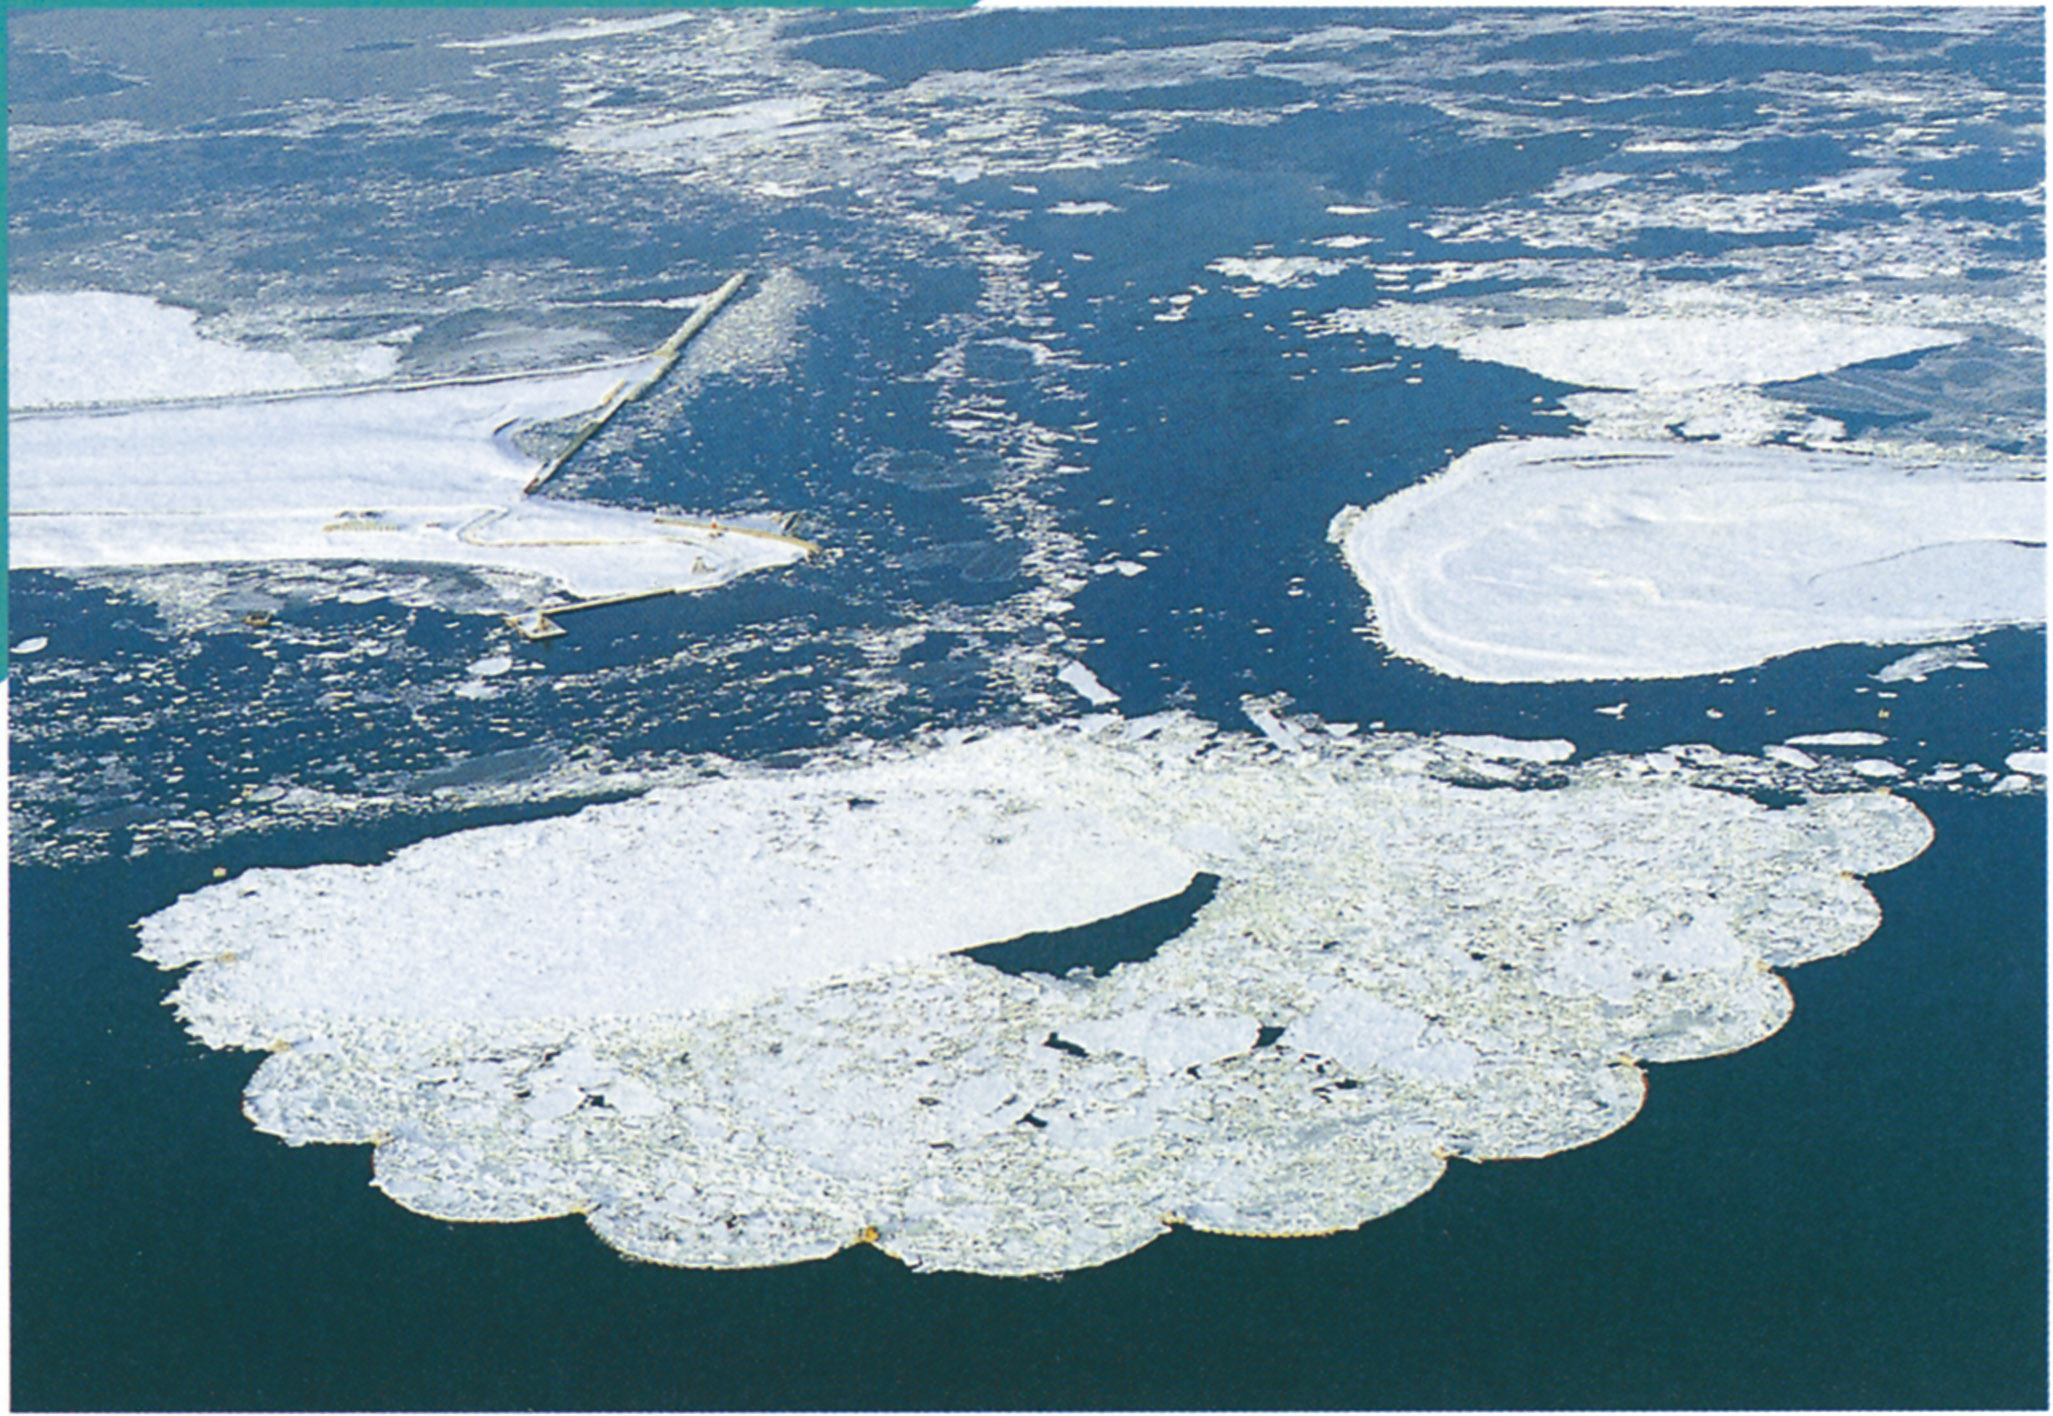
[9,291,809,603]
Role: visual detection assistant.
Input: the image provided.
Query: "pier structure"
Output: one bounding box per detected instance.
[522,270,752,495]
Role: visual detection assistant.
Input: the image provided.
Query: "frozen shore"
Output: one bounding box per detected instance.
[9,290,810,603]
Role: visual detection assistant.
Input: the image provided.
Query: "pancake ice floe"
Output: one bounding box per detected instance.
[139,713,1932,1276]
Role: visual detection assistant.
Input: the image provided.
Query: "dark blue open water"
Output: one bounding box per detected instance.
[8,8,2046,1408]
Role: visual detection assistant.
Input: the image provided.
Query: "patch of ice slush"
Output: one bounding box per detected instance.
[1331,438,2044,683]
[1873,644,1988,683]
[1209,256,1345,287]
[137,714,1933,1276]
[569,98,828,156]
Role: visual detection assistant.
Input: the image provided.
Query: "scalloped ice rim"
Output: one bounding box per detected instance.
[137,712,1934,1276]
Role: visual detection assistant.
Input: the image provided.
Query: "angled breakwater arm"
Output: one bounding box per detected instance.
[522,270,751,495]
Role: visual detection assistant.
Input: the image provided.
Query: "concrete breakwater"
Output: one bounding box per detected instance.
[524,270,752,494]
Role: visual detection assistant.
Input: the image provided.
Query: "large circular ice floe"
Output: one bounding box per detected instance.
[138,714,1933,1276]
[1332,437,2046,683]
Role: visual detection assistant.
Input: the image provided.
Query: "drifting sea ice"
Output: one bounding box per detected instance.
[1871,644,1988,683]
[1325,310,1964,394]
[1331,438,2045,683]
[138,713,1932,1276]
[8,290,810,604]
[1318,308,1971,445]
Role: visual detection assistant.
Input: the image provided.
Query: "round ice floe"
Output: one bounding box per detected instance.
[1332,437,2045,682]
[141,714,1933,1276]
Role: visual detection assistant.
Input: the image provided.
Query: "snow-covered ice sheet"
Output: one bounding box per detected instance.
[139,714,1932,1276]
[1332,438,2044,683]
[11,290,337,406]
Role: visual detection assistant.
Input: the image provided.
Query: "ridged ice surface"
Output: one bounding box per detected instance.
[1333,438,2045,683]
[138,714,1932,1275]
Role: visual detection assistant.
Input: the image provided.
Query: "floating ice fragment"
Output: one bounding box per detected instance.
[2004,751,2047,779]
[138,714,1934,1276]
[1332,438,2043,683]
[1786,732,1890,748]
[1058,1008,1259,1076]
[1057,661,1120,706]
[1850,760,1906,779]
[1323,309,1962,393]
[1440,734,1576,764]
[1241,700,1305,752]
[467,656,515,679]
[569,98,829,157]
[1455,316,1960,391]
[1285,991,1478,1085]
[1764,746,1820,770]
[11,637,49,655]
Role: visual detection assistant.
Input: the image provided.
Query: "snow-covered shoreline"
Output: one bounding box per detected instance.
[9,290,810,603]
